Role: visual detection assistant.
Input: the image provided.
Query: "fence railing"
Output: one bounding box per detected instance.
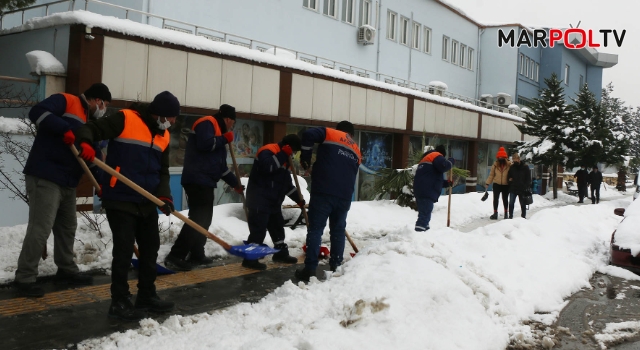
[0,0,526,119]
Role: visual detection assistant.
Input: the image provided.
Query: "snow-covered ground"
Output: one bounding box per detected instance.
[1,186,637,349]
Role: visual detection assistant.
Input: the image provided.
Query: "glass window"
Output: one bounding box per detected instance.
[423,27,432,54]
[535,63,539,82]
[519,53,524,75]
[303,0,318,11]
[459,44,466,67]
[451,40,458,64]
[579,74,584,87]
[387,11,397,40]
[400,16,410,45]
[361,0,372,26]
[467,48,474,70]
[530,59,535,79]
[442,36,449,61]
[412,22,421,49]
[358,131,393,201]
[342,0,355,23]
[564,64,570,85]
[525,58,529,78]
[323,0,337,18]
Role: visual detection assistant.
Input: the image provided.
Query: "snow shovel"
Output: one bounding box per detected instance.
[89,157,278,260]
[289,156,359,257]
[228,144,249,220]
[447,168,453,227]
[70,145,175,274]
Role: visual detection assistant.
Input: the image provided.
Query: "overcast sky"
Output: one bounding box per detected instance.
[445,0,637,107]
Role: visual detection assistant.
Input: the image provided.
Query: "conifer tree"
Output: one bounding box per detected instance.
[515,73,574,199]
[0,0,35,14]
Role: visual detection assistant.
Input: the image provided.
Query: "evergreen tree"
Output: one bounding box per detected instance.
[597,83,632,168]
[515,73,574,199]
[567,83,600,168]
[0,0,35,14]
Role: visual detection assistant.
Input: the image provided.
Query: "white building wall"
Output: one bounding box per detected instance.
[479,27,518,100]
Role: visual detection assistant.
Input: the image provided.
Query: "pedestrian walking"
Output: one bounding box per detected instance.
[484,147,511,219]
[589,166,603,204]
[164,104,244,271]
[575,165,589,203]
[75,91,179,320]
[294,121,361,282]
[413,145,454,231]
[507,153,531,219]
[242,134,305,270]
[14,83,111,298]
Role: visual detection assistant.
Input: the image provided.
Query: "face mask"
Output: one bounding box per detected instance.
[157,118,171,130]
[93,101,106,118]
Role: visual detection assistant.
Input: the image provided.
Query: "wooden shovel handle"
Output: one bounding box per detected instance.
[91,158,232,251]
[69,144,101,191]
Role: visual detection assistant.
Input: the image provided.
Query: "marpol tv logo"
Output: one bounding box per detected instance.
[498,27,626,48]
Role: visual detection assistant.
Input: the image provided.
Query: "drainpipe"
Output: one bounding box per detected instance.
[408,11,413,82]
[145,0,151,24]
[476,28,483,99]
[375,0,382,74]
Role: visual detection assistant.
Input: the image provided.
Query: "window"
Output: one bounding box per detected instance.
[459,44,466,67]
[361,0,372,26]
[564,64,570,85]
[387,11,397,40]
[342,0,355,24]
[579,74,584,87]
[530,59,535,78]
[519,54,524,75]
[442,36,449,61]
[423,27,432,54]
[451,40,458,64]
[412,22,421,49]
[525,58,529,78]
[535,63,539,82]
[303,0,318,11]
[323,0,337,17]
[400,16,410,45]
[467,48,474,70]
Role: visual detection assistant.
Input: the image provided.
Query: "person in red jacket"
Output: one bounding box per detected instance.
[15,83,111,298]
[75,91,179,321]
[242,134,305,270]
[294,121,361,282]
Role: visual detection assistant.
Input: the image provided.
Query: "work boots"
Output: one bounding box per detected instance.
[242,259,267,270]
[272,243,297,264]
[109,297,147,321]
[135,293,174,313]
[489,212,498,220]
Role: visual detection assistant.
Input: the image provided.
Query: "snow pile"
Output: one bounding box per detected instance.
[25,50,66,75]
[0,116,31,133]
[429,80,449,90]
[75,193,634,350]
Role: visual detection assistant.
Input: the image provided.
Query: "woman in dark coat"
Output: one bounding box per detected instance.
[507,153,532,219]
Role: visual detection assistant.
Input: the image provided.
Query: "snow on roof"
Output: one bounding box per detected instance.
[0,10,524,122]
[25,50,65,75]
[428,81,448,90]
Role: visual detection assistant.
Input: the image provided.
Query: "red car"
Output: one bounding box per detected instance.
[610,207,640,274]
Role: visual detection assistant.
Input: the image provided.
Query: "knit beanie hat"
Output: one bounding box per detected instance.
[216,104,236,120]
[435,145,446,157]
[84,83,112,102]
[496,147,508,159]
[148,91,180,117]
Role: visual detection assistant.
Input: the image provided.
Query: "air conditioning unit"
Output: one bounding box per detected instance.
[479,95,494,107]
[428,87,444,96]
[357,25,376,45]
[496,93,512,106]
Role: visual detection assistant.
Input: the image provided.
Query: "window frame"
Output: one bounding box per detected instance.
[564,64,570,85]
[386,10,397,41]
[423,26,432,54]
[399,16,410,46]
[442,35,450,61]
[519,53,525,75]
[342,0,356,24]
[323,0,338,18]
[361,0,372,26]
[467,48,474,70]
[535,63,539,82]
[303,0,319,11]
[579,74,584,87]
[525,57,529,78]
[459,44,466,67]
[451,40,458,65]
[412,21,421,50]
[529,59,535,79]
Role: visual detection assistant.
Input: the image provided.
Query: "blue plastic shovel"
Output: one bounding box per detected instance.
[91,157,279,260]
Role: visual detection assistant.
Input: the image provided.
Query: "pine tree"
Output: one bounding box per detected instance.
[571,83,605,168]
[515,73,574,199]
[597,83,632,168]
[0,0,35,14]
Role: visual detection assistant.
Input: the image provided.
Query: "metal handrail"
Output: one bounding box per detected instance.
[0,0,526,119]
